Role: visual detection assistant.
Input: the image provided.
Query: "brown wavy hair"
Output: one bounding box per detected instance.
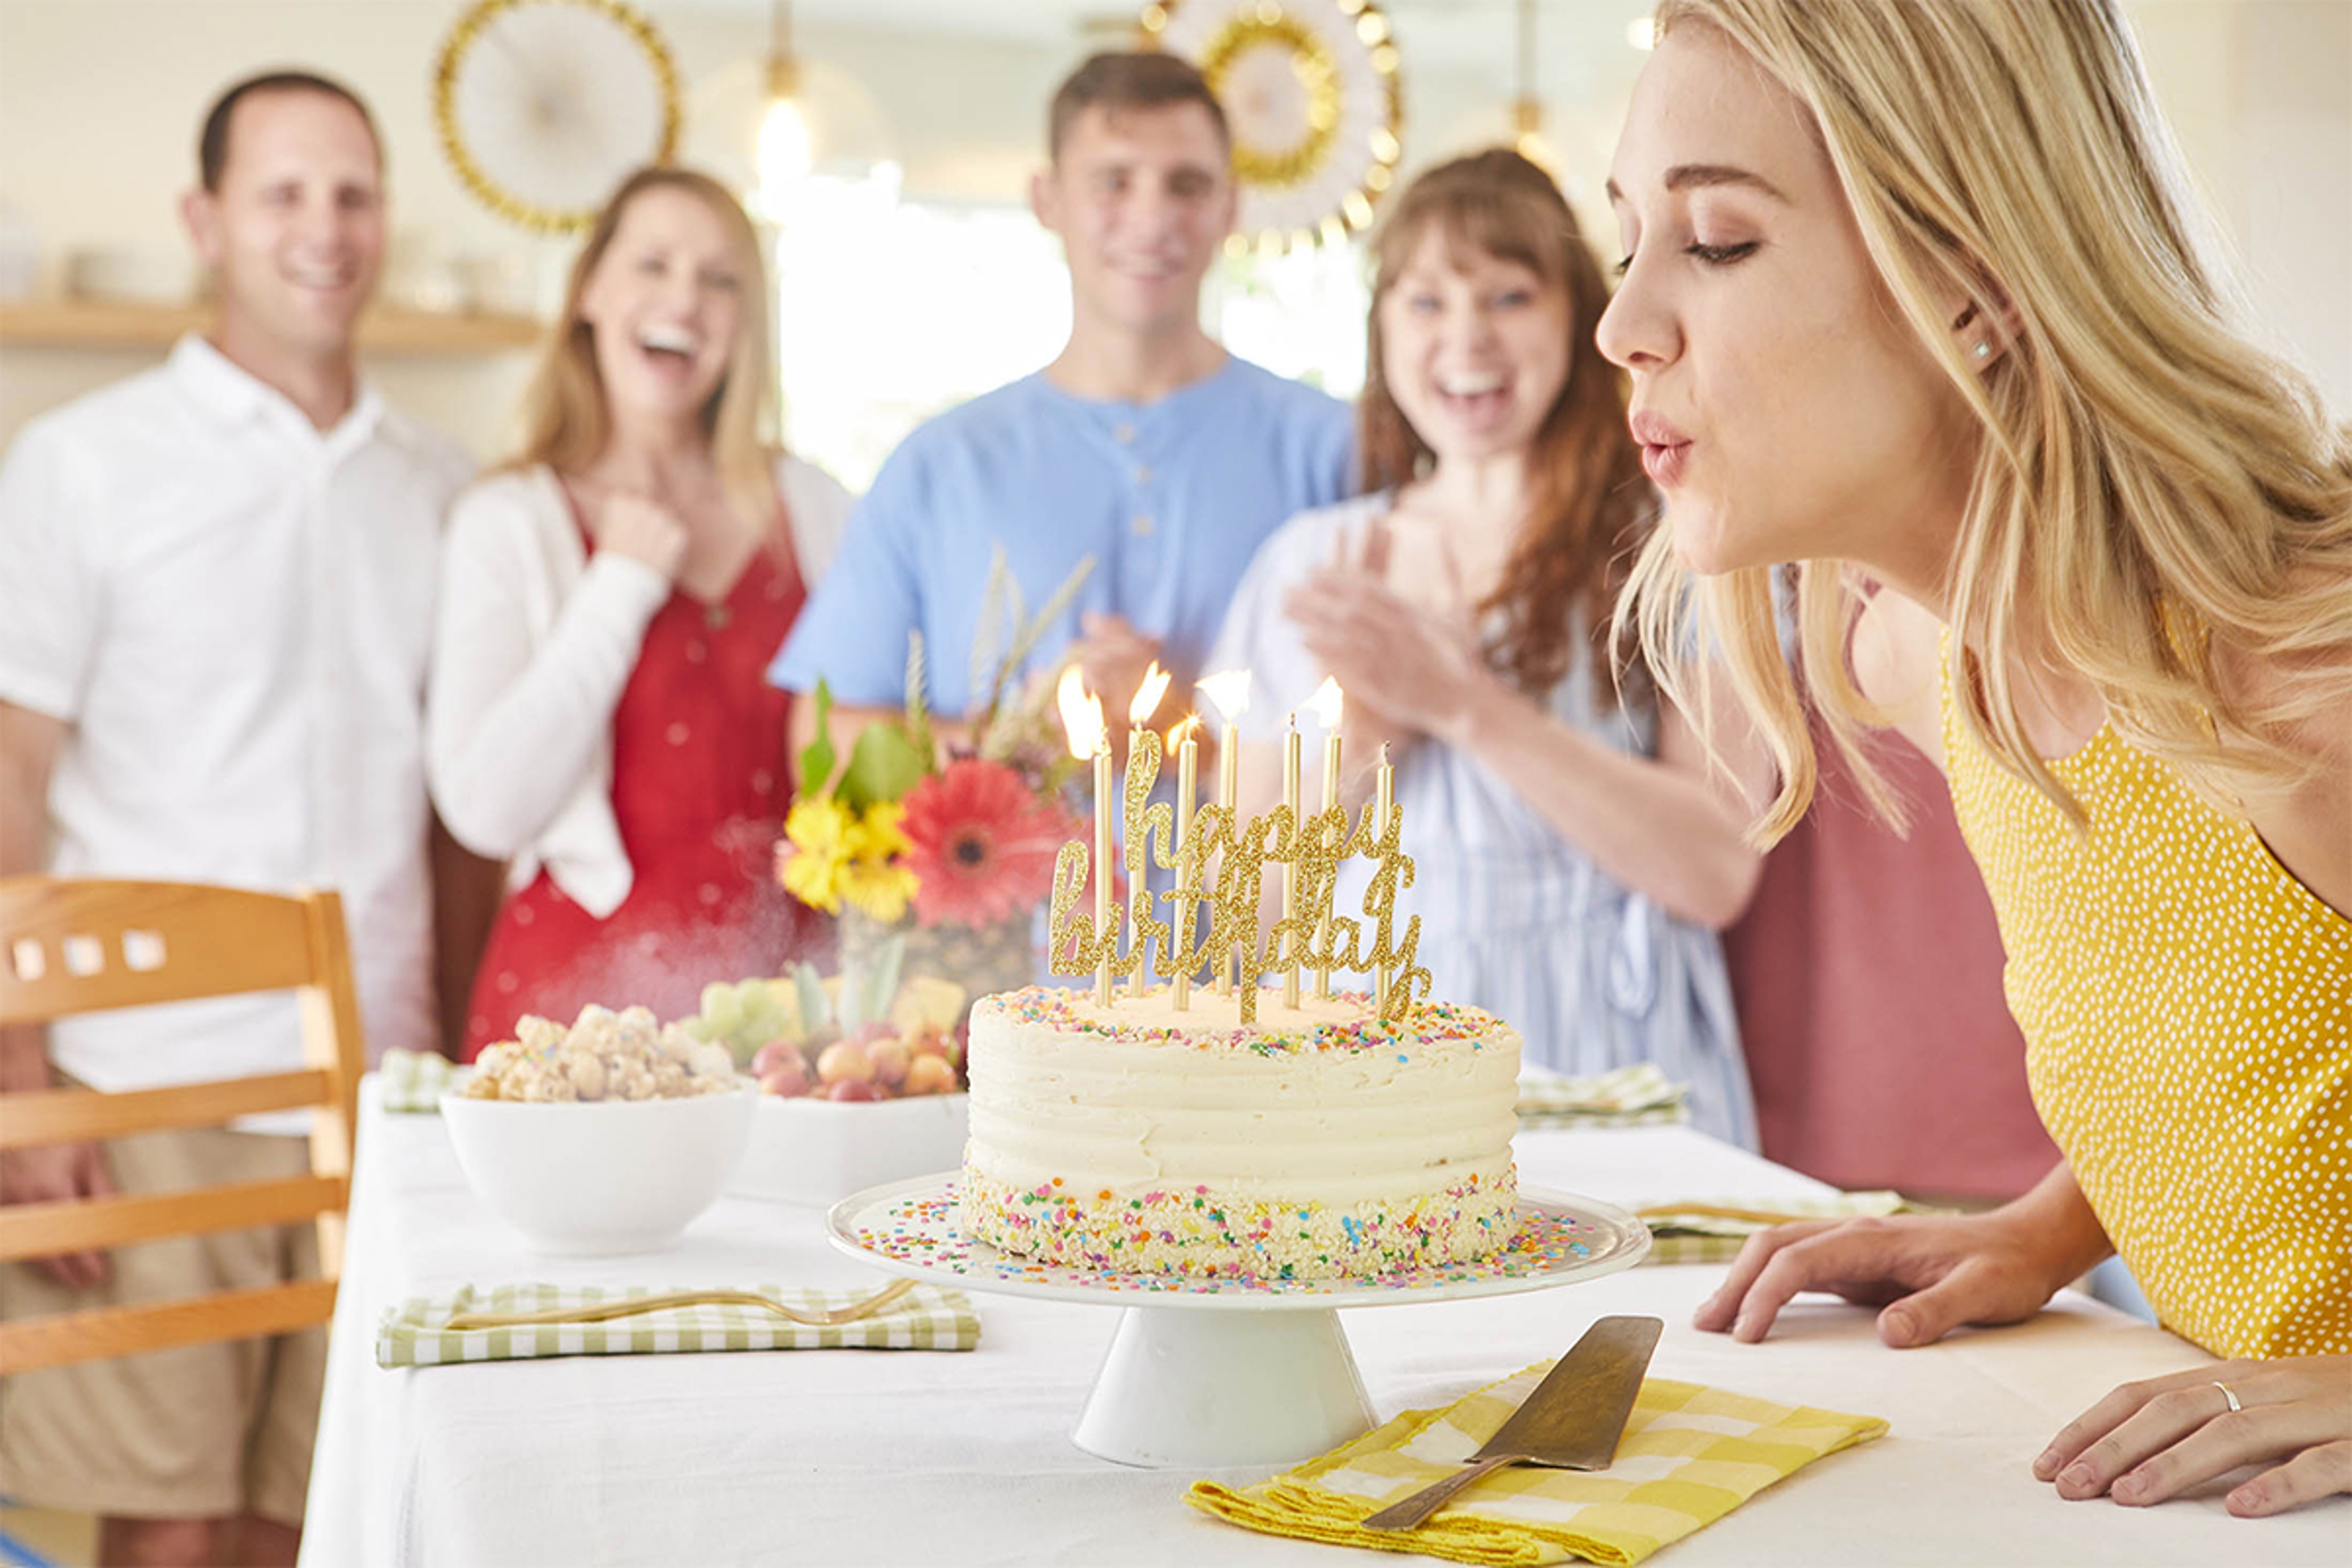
[1360,148,1654,706]
[509,165,780,533]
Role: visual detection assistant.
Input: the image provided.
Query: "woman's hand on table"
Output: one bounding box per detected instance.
[2034,1355,2351,1518]
[1693,1208,2075,1348]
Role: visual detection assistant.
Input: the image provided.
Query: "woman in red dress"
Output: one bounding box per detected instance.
[428,168,852,1058]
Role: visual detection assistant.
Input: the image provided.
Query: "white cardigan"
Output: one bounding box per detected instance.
[427,455,853,916]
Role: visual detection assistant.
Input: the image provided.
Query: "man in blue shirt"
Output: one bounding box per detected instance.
[772,51,1354,753]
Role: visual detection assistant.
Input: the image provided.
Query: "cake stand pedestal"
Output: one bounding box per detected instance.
[826,1176,1651,1469]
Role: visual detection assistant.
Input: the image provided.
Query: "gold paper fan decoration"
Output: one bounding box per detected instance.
[434,0,682,233]
[1143,0,1404,252]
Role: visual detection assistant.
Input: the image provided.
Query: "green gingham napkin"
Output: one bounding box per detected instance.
[1637,1192,1940,1265]
[1518,1064,1692,1129]
[379,1048,469,1112]
[376,1282,979,1366]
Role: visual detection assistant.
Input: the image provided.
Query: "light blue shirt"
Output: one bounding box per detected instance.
[769,357,1354,710]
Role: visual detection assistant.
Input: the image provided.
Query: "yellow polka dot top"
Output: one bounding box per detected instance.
[1939,647,2351,1359]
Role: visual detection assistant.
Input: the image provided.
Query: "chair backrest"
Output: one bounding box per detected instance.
[0,876,365,1376]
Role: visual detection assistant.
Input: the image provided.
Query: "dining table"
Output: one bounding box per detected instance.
[300,1077,2347,1566]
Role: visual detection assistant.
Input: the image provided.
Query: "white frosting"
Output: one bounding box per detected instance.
[963,989,1519,1207]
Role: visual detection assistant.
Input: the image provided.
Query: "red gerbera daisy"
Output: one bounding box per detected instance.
[899,759,1079,929]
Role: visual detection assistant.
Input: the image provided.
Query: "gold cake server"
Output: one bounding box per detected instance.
[1361,1314,1665,1532]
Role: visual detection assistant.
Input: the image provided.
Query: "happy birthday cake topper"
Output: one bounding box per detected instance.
[1048,667,1431,1023]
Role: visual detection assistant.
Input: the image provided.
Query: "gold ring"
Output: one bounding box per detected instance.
[2211,1380,2242,1413]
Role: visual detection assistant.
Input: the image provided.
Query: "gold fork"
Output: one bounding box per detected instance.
[442,1277,916,1332]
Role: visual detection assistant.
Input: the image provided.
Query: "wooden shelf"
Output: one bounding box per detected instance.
[0,298,544,355]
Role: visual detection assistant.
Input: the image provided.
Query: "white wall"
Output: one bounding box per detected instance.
[1,0,2344,458]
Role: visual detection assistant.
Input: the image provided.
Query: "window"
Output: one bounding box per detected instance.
[772,175,1368,491]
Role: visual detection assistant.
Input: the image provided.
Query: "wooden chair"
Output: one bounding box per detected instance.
[0,878,364,1376]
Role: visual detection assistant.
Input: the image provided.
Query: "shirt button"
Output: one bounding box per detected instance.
[495,970,518,995]
[752,769,775,794]
[666,722,691,746]
[513,904,535,926]
[697,882,723,907]
[1131,514,1155,538]
[1132,463,1153,485]
[1112,423,1136,444]
[685,641,707,664]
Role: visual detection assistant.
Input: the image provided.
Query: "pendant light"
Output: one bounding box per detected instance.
[753,0,812,218]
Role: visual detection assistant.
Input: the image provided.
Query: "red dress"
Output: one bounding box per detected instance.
[462,509,826,1060]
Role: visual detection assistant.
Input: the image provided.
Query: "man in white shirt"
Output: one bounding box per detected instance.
[0,72,471,1567]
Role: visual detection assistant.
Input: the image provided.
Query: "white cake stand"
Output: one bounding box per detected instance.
[825,1175,1650,1469]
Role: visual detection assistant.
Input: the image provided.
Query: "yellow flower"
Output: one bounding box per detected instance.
[846,800,913,862]
[839,859,919,924]
[836,801,918,922]
[779,797,854,913]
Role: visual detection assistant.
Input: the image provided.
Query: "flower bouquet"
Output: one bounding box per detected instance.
[775,548,1094,1014]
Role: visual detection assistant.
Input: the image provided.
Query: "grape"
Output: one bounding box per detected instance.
[699,982,744,1038]
[677,1016,718,1043]
[735,978,777,1024]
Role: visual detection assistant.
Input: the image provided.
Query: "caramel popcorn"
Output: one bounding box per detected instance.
[464,1005,744,1102]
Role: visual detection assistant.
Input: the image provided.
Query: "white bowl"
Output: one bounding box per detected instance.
[729,1092,968,1208]
[439,1086,758,1256]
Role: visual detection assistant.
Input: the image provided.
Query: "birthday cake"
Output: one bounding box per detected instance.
[957,986,1520,1279]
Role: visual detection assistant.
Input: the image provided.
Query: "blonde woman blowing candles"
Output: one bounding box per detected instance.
[1207,149,1773,1145]
[429,168,852,1057]
[1602,0,2351,1518]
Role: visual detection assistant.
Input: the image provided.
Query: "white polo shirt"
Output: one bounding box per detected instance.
[0,336,472,1105]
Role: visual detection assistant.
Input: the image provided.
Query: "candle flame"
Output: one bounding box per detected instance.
[1057,667,1106,758]
[1308,676,1345,731]
[1169,713,1203,746]
[1129,660,1172,726]
[1196,668,1251,725]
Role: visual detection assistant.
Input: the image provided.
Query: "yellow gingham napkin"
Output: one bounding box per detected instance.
[377,1282,978,1366]
[1188,1362,1887,1566]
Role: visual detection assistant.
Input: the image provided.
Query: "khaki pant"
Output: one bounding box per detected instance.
[0,1120,324,1525]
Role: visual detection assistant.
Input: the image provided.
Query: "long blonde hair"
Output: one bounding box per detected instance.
[1621,0,2352,841]
[510,165,780,530]
[1360,149,1654,709]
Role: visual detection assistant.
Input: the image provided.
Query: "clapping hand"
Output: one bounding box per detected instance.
[1063,611,1169,745]
[2035,1355,2351,1517]
[1283,514,1492,750]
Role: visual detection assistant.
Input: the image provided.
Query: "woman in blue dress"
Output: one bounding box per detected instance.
[1206,149,1770,1146]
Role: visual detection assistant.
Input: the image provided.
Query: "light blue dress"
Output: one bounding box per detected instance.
[1206,496,1758,1148]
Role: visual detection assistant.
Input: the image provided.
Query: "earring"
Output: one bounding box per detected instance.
[1972,342,1992,360]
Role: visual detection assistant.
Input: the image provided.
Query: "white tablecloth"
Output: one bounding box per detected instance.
[302,1079,2346,1566]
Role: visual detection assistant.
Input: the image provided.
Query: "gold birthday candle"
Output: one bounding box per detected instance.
[1281,714,1301,1009]
[1308,678,1344,998]
[1122,726,1170,999]
[1196,669,1251,995]
[1055,669,1116,1006]
[1374,742,1394,1012]
[1044,684,1426,1025]
[1166,715,1202,1009]
[1123,663,1174,998]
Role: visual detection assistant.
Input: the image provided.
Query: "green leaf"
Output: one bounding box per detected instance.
[791,962,831,1034]
[903,632,935,767]
[968,546,1009,711]
[860,933,907,1030]
[838,723,928,813]
[796,679,837,797]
